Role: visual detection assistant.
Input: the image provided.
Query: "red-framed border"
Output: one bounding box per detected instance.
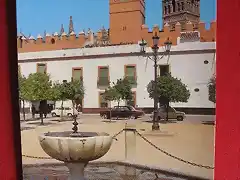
[1,0,240,179]
[214,0,240,179]
[0,0,23,179]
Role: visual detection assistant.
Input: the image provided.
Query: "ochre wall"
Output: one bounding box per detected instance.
[17,0,215,53]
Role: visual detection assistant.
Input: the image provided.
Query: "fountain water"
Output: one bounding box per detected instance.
[38,115,113,180]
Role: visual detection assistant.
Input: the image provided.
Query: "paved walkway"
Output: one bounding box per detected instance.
[21,116,215,179]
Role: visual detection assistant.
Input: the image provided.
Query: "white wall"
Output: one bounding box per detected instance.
[19,42,216,109]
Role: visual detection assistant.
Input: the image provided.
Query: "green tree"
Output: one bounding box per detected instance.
[147,74,190,120]
[59,79,85,118]
[18,72,27,121]
[103,86,121,104]
[208,76,216,103]
[49,82,68,120]
[23,72,53,124]
[147,74,190,103]
[112,78,133,105]
[102,86,121,121]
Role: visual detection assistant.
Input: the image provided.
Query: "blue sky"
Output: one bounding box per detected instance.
[17,0,216,37]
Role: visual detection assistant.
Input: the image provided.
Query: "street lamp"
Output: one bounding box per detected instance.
[139,35,172,131]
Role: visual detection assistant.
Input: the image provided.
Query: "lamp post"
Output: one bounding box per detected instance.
[139,35,172,131]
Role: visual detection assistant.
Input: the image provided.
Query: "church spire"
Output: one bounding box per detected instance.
[60,24,64,35]
[68,16,74,34]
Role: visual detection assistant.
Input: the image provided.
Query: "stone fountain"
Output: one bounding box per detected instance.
[38,115,113,180]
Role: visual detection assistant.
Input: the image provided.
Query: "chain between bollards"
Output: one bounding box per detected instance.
[134,129,214,169]
[22,128,214,169]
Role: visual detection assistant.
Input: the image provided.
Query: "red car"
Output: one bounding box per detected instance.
[100,105,144,119]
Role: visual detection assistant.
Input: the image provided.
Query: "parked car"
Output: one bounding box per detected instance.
[100,105,144,119]
[150,106,186,121]
[51,107,79,117]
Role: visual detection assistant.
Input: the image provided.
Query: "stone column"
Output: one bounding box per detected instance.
[0,0,23,179]
[124,120,136,177]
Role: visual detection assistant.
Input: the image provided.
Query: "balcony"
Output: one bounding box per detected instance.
[97,77,110,88]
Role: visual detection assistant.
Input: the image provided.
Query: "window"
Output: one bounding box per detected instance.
[122,26,127,31]
[168,107,175,112]
[177,2,181,11]
[159,65,170,76]
[181,2,184,10]
[98,66,109,87]
[37,63,47,73]
[51,38,55,44]
[72,68,83,81]
[164,6,167,14]
[99,92,108,108]
[172,0,176,12]
[168,5,171,13]
[125,65,137,84]
[126,91,136,107]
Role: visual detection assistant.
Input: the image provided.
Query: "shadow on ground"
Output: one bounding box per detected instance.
[201,121,215,125]
[143,120,177,124]
[21,127,35,131]
[26,122,56,126]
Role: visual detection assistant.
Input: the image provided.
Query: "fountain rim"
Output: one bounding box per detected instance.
[39,131,112,140]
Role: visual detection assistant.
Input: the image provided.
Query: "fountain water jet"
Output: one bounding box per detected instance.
[38,115,113,180]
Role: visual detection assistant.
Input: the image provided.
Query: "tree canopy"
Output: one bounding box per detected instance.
[18,72,27,101]
[102,78,133,104]
[147,74,190,103]
[22,73,52,101]
[52,80,85,102]
[208,75,216,103]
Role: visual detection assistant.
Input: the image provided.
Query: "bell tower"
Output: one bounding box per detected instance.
[109,0,145,44]
[162,0,200,30]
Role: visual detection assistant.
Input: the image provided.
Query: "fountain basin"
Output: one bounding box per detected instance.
[39,131,113,162]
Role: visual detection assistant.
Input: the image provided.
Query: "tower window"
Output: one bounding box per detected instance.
[164,6,167,14]
[122,26,127,31]
[172,0,176,12]
[51,38,55,44]
[168,5,171,13]
[181,2,184,10]
[177,2,181,11]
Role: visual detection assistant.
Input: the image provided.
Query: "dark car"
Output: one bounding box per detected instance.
[100,105,144,119]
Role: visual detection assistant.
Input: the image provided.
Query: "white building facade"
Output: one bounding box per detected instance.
[18,41,216,114]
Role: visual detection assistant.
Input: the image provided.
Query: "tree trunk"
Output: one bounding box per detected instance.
[72,100,75,116]
[40,113,44,125]
[166,103,169,121]
[109,102,112,122]
[118,101,120,106]
[60,100,64,121]
[23,99,26,121]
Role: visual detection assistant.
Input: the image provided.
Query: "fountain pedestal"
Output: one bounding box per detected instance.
[65,163,87,180]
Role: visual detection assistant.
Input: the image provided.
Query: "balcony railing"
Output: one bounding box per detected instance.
[97,77,110,87]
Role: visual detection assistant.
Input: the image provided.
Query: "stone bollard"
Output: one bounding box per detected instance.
[124,119,137,177]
